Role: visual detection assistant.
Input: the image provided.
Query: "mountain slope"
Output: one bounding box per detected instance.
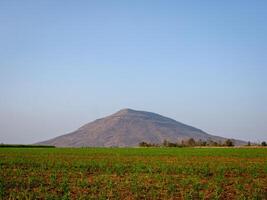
[38,109,245,147]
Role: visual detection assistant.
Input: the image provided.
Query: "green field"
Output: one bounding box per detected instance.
[0,148,266,200]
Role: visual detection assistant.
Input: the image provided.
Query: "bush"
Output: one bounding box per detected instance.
[187,138,196,146]
[224,139,234,147]
[139,142,158,147]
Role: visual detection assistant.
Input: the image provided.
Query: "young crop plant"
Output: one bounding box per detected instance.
[60,176,70,200]
[50,171,57,187]
[0,177,4,200]
[213,185,223,200]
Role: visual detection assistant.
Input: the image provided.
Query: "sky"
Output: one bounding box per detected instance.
[0,0,267,144]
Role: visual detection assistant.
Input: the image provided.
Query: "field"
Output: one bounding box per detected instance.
[0,148,266,200]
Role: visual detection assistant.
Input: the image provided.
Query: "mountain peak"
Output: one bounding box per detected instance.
[116,108,136,115]
[113,108,147,117]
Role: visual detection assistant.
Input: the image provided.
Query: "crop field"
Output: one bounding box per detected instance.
[0,148,266,200]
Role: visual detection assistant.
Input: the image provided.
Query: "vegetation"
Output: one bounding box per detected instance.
[0,147,266,199]
[224,139,234,147]
[139,138,236,147]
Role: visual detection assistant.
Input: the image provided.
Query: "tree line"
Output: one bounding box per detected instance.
[139,138,235,147]
[139,138,267,147]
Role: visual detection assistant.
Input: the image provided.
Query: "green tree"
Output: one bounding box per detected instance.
[224,139,234,147]
[187,138,196,146]
[163,140,169,147]
[139,142,148,147]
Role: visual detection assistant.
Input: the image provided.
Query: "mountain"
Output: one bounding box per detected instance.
[38,109,245,147]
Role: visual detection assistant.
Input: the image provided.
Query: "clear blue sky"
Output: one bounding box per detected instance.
[0,0,266,143]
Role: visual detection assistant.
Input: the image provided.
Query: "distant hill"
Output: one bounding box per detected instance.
[38,109,246,147]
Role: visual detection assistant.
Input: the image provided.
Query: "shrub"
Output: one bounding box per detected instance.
[224,139,234,147]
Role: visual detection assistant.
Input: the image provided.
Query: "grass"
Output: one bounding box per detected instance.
[0,147,266,199]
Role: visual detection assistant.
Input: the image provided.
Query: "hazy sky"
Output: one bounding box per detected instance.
[1,0,267,144]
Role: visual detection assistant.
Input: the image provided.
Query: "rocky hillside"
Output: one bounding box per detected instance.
[38,109,245,147]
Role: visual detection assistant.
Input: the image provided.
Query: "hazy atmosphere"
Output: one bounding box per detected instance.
[1,0,267,144]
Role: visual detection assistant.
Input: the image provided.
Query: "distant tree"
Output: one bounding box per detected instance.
[224,139,234,147]
[139,141,160,147]
[163,140,169,147]
[206,140,212,146]
[213,141,218,146]
[197,139,207,146]
[201,141,207,146]
[261,141,267,146]
[187,138,196,146]
[167,142,178,147]
[139,141,153,147]
[247,141,251,146]
[207,140,218,146]
[139,142,147,147]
